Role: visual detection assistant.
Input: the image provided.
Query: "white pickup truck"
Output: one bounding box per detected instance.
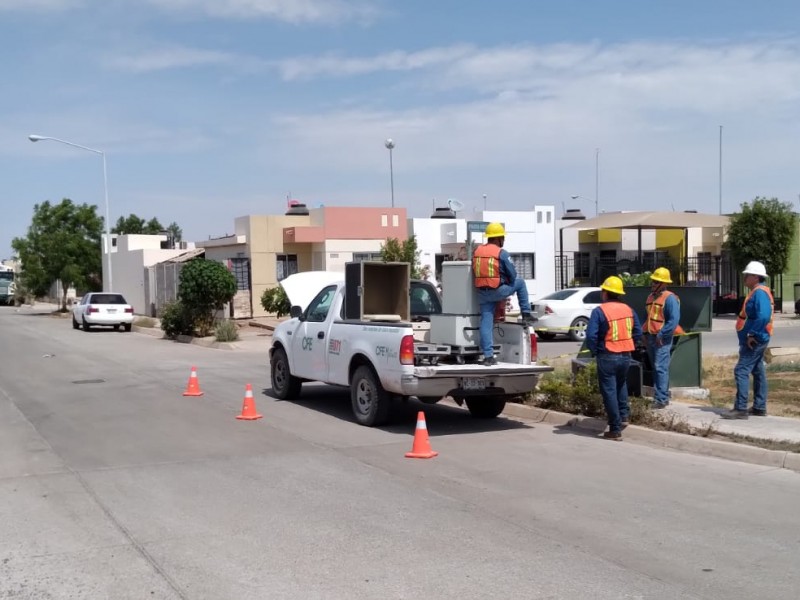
[269,271,553,426]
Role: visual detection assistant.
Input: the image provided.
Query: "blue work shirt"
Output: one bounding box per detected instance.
[496,248,518,285]
[586,300,643,356]
[737,287,773,345]
[647,291,680,341]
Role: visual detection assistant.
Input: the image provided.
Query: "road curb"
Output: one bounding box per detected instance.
[501,401,799,473]
[132,326,236,350]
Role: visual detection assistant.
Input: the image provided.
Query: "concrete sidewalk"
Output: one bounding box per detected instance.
[663,401,800,443]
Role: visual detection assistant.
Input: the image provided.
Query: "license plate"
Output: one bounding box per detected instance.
[107,308,117,313]
[461,377,487,391]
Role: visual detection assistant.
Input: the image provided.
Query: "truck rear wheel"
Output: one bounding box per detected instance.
[465,396,507,419]
[270,347,302,400]
[351,365,392,427]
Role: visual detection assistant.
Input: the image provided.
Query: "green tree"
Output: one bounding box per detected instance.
[724,197,798,277]
[112,214,172,235]
[12,199,103,310]
[166,221,183,243]
[379,235,430,279]
[178,258,237,336]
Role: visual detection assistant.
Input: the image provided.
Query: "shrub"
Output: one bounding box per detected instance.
[178,259,237,337]
[159,301,194,339]
[261,286,291,317]
[535,362,604,417]
[215,319,239,342]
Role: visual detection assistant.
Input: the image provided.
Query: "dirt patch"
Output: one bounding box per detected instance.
[702,355,800,418]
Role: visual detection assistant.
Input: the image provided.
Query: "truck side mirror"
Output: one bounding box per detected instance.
[290,305,304,319]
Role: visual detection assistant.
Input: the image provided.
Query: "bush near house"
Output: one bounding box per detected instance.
[178,259,237,337]
[159,301,194,339]
[261,285,291,318]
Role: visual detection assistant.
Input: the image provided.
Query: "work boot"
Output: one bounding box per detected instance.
[721,409,749,420]
[603,431,622,441]
[520,312,537,324]
[483,356,498,366]
[749,407,767,417]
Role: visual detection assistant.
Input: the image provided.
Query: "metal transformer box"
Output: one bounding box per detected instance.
[440,261,480,315]
[429,314,482,349]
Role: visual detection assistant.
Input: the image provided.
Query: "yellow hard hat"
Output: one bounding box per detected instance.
[600,275,625,295]
[484,222,505,238]
[650,267,672,284]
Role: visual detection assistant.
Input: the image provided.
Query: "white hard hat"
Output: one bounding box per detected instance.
[742,261,767,277]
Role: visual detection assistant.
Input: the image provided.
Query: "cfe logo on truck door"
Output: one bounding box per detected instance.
[301,337,313,351]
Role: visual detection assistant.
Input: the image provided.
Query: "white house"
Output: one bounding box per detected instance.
[103,234,195,314]
[408,205,557,310]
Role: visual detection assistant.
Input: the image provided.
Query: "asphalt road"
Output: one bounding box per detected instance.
[2,305,800,599]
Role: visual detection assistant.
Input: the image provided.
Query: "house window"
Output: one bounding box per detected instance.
[537,211,543,224]
[276,254,298,281]
[352,252,382,263]
[546,211,552,224]
[509,253,535,279]
[229,257,250,290]
[392,214,399,227]
[381,214,388,227]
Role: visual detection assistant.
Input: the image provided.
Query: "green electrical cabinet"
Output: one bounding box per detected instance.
[622,286,712,388]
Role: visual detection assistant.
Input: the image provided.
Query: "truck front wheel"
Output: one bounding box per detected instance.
[465,396,507,419]
[351,365,392,427]
[270,347,302,400]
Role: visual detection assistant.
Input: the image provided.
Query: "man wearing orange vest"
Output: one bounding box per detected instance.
[586,275,643,440]
[723,260,774,419]
[472,222,536,366]
[644,267,683,409]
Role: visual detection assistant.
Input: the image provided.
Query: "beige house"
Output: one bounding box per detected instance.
[198,204,408,318]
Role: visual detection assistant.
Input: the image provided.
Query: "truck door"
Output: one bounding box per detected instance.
[291,285,336,380]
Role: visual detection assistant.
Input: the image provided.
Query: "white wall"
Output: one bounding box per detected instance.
[321,239,386,273]
[408,218,467,284]
[621,229,656,251]
[105,235,196,314]
[482,206,556,306]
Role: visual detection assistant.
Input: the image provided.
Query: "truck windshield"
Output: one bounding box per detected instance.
[0,272,13,281]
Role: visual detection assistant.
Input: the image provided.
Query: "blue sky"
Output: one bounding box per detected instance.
[2,0,800,257]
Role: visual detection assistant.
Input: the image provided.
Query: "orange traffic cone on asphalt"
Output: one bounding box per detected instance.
[183,366,204,397]
[236,384,263,421]
[405,411,438,459]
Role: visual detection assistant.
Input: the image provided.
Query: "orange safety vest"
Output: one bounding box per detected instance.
[473,243,502,289]
[735,284,774,336]
[645,290,686,335]
[599,302,635,353]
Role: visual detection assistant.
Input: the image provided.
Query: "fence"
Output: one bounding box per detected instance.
[555,253,783,314]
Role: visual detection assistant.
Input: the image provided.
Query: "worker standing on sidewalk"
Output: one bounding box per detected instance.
[586,276,643,440]
[723,261,774,419]
[644,267,684,409]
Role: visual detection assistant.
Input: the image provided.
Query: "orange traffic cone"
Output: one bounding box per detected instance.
[236,384,263,421]
[183,366,204,397]
[405,411,438,459]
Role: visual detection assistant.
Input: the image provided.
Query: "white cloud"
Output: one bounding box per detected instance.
[274,45,474,80]
[103,46,237,73]
[143,0,381,23]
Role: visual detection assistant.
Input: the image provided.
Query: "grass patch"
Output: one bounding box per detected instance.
[710,432,800,454]
[702,354,800,418]
[214,319,239,342]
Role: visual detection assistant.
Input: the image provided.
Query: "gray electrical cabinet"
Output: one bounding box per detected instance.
[440,261,480,315]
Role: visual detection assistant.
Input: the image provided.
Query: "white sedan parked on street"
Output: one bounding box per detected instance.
[72,292,134,332]
[531,287,603,342]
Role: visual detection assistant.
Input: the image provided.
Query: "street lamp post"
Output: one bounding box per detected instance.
[384,138,395,208]
[29,134,113,292]
[570,194,596,217]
